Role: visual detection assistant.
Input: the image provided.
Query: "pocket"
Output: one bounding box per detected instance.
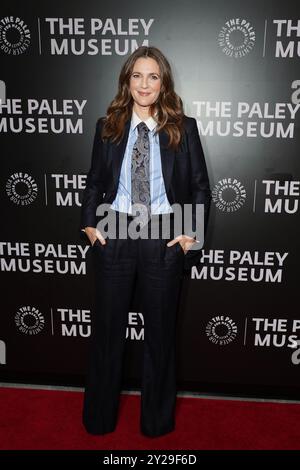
[177,242,186,255]
[166,241,184,256]
[92,238,100,247]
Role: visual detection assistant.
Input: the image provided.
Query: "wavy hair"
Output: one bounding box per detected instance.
[101,46,185,150]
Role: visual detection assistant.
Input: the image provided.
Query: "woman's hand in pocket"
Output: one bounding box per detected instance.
[83,227,106,247]
[167,235,198,254]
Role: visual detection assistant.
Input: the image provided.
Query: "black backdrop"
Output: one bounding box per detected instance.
[0,0,299,399]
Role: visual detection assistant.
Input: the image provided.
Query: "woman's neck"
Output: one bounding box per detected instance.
[133,104,151,121]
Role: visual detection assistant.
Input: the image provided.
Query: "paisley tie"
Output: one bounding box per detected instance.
[131,122,151,224]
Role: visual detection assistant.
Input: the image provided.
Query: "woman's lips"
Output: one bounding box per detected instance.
[138,92,151,96]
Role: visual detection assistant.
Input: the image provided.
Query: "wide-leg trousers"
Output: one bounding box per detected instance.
[82,209,185,437]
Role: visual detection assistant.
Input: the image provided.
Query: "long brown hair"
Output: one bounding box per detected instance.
[101,46,185,150]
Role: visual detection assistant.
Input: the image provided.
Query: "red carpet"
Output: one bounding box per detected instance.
[0,387,299,450]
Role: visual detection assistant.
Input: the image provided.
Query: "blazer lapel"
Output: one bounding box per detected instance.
[159,128,175,194]
[111,119,131,185]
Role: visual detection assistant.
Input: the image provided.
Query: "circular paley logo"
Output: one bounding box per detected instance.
[206,315,237,345]
[217,18,255,58]
[6,172,38,205]
[212,178,246,212]
[0,16,31,55]
[15,306,45,335]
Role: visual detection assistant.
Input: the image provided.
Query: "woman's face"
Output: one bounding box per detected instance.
[129,57,161,112]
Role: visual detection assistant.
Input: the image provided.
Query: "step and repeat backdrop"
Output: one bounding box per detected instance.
[0,0,299,398]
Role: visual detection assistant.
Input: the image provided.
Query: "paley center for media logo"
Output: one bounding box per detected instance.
[6,172,38,206]
[0,16,30,54]
[212,177,300,215]
[206,315,238,345]
[15,306,45,335]
[217,18,255,58]
[5,172,86,207]
[212,177,246,212]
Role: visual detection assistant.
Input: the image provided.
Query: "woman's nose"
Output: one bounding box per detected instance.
[141,77,149,88]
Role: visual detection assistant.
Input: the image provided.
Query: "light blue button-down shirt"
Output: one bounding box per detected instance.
[110,110,173,215]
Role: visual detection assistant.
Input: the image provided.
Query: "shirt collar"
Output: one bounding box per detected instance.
[131,109,157,133]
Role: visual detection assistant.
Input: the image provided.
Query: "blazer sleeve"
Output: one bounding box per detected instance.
[185,118,211,240]
[79,118,106,232]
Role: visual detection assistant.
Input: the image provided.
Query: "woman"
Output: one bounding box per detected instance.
[80,46,210,437]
